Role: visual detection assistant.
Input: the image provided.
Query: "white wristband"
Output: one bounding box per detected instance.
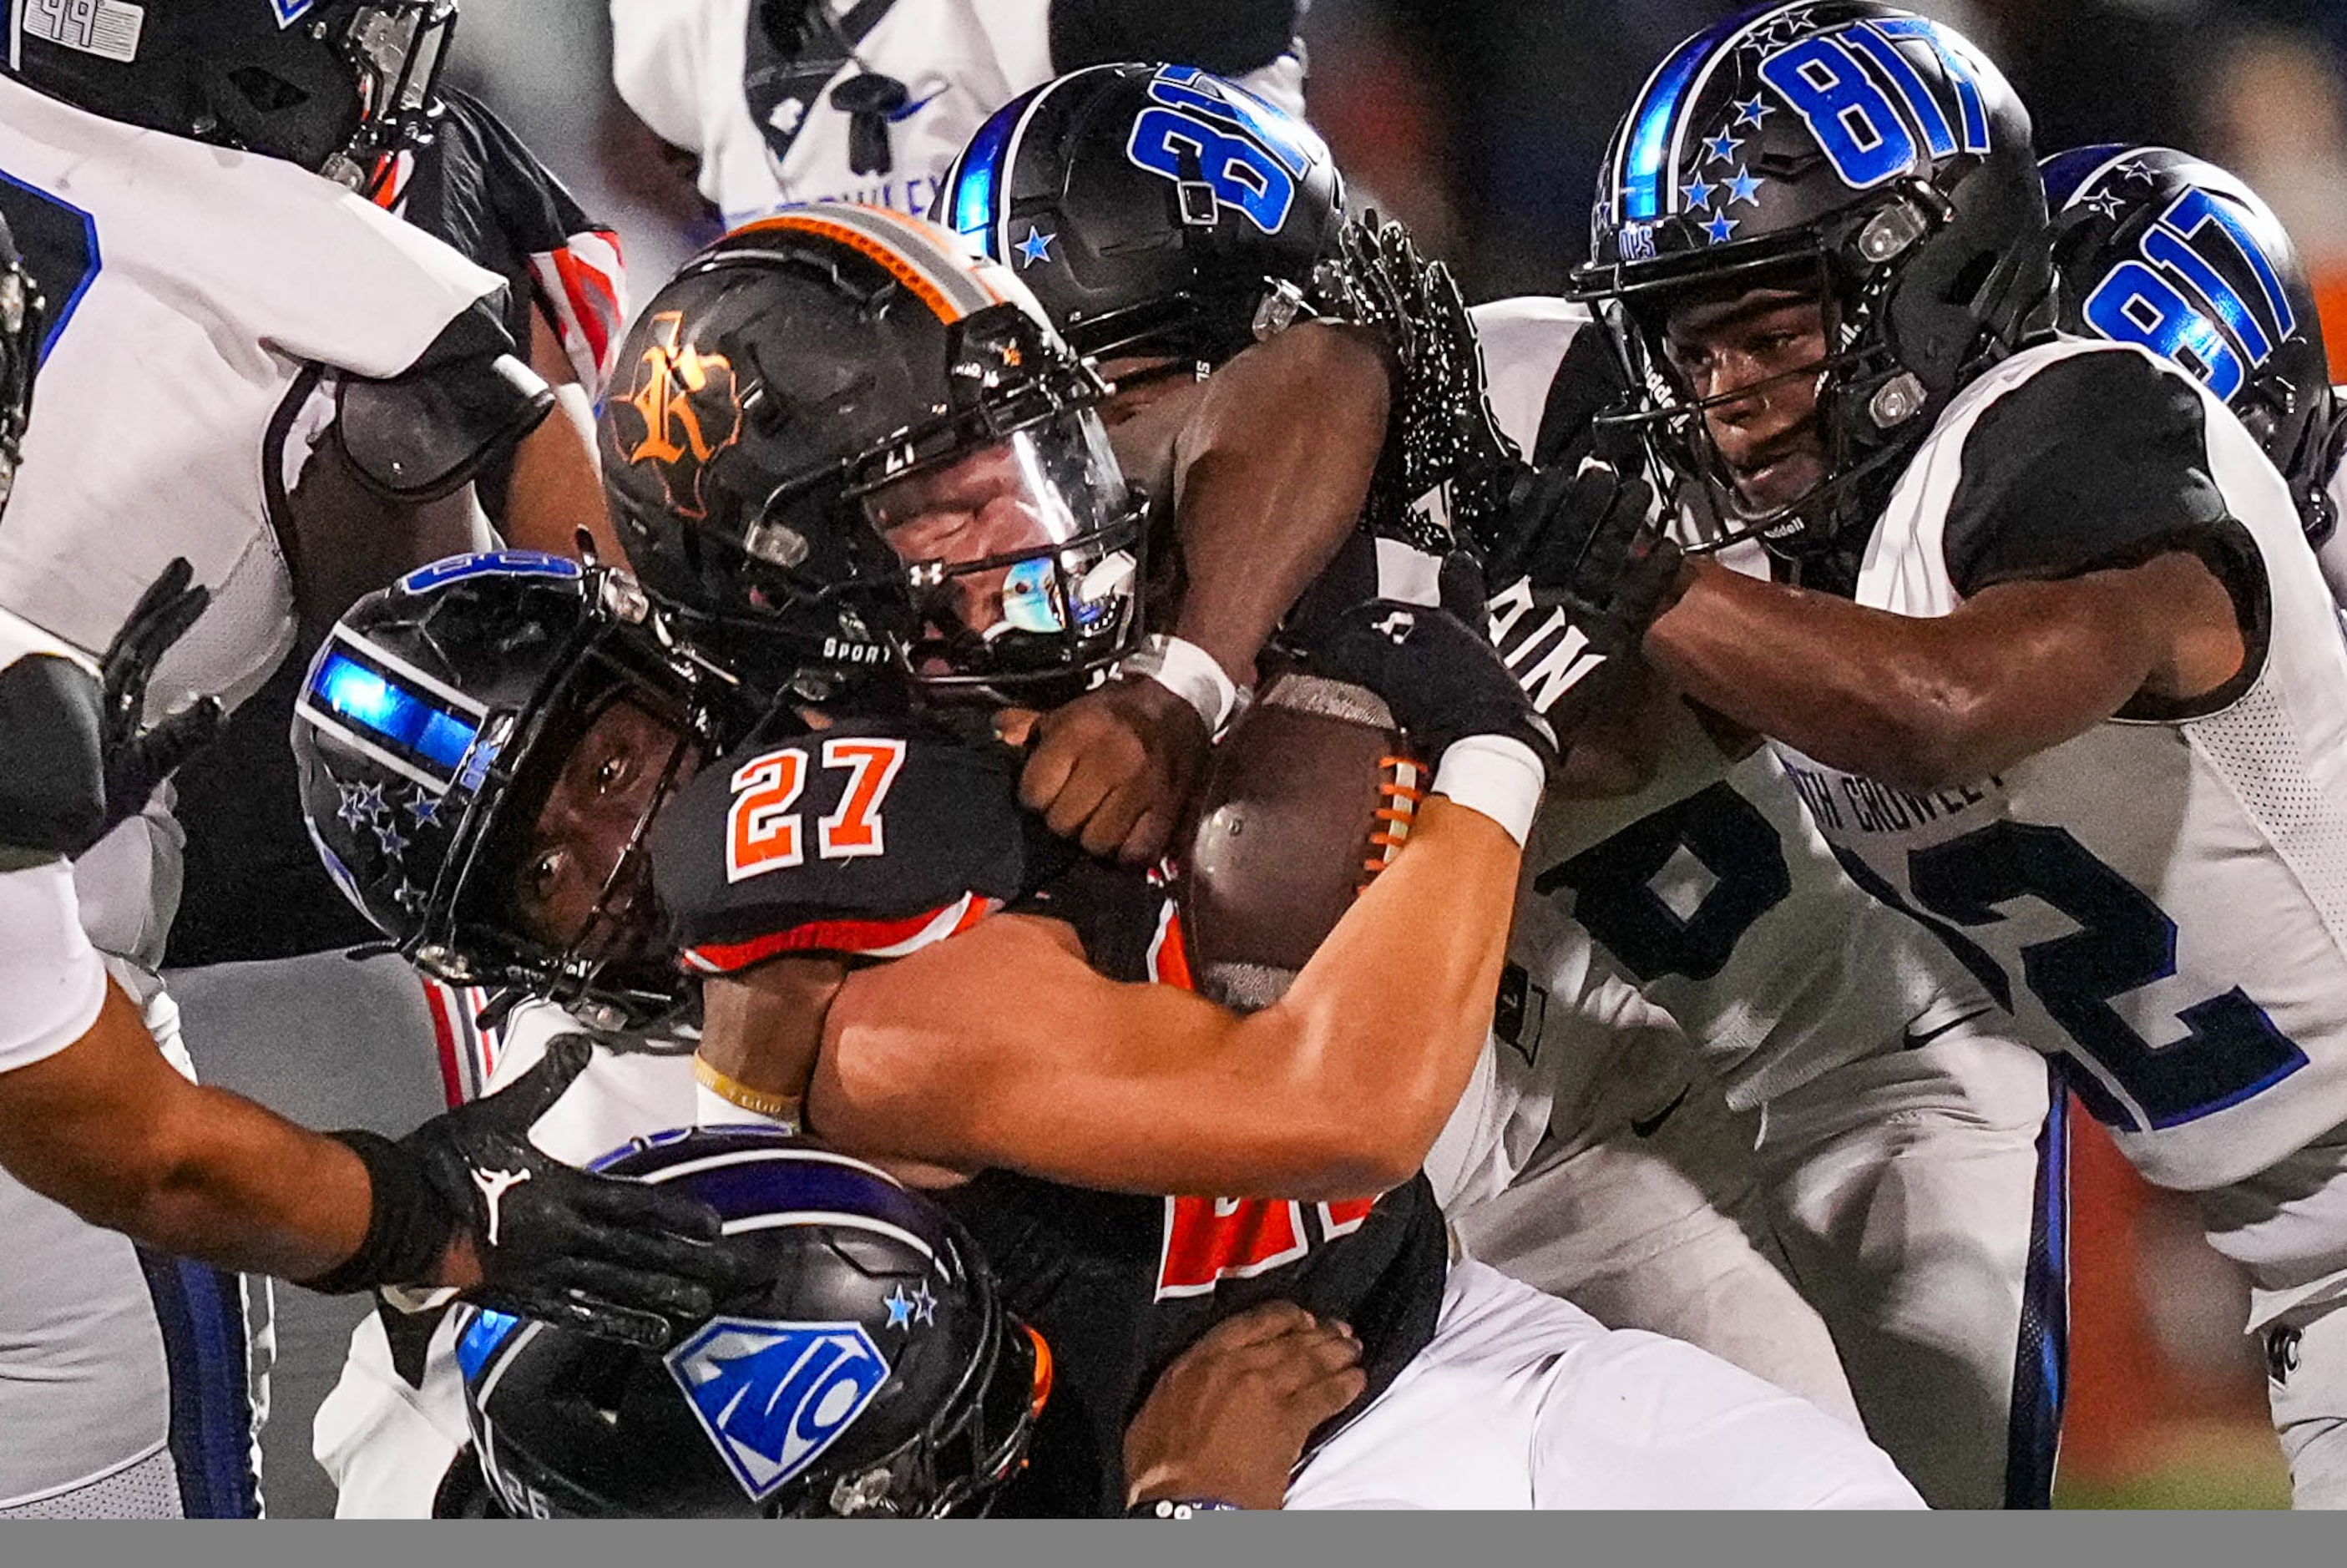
[1430,735,1548,849]
[1119,634,1246,736]
[0,859,108,1074]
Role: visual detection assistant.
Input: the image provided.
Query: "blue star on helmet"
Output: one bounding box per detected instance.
[909,1282,938,1326]
[1705,212,1741,245]
[1682,175,1719,212]
[1015,228,1055,267]
[1734,95,1773,130]
[1725,166,1765,209]
[883,1286,914,1330]
[2114,157,2154,186]
[336,781,374,832]
[1702,128,1743,165]
[2081,188,2127,221]
[374,819,410,859]
[357,781,389,823]
[406,787,441,827]
[393,878,428,915]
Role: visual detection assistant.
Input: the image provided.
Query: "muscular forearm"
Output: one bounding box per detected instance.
[1170,323,1391,684]
[1643,556,2171,791]
[499,305,628,566]
[0,985,371,1281]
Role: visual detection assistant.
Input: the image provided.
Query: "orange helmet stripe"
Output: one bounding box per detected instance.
[736,204,1008,322]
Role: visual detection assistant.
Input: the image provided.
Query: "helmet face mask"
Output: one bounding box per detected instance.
[1576,3,2050,559]
[293,555,743,1034]
[600,210,1149,711]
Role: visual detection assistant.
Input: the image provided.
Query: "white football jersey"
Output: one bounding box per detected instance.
[1469,297,1999,1111]
[0,76,503,964]
[609,0,1303,230]
[1774,338,2347,1191]
[2318,420,2347,612]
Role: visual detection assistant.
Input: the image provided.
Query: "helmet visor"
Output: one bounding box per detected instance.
[857,410,1141,690]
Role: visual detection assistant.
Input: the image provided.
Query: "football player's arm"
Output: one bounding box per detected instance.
[1644,546,2243,792]
[498,300,628,567]
[812,795,1520,1200]
[0,979,374,1281]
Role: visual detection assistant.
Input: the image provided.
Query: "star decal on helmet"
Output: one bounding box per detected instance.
[2114,157,2155,187]
[407,787,442,827]
[1725,167,1765,209]
[909,1282,938,1326]
[883,1286,915,1330]
[1015,228,1055,267]
[393,878,430,916]
[1704,213,1741,245]
[2081,188,2127,222]
[1684,175,1719,213]
[610,311,745,522]
[1702,128,1744,165]
[338,780,391,832]
[1734,95,1774,130]
[374,819,411,859]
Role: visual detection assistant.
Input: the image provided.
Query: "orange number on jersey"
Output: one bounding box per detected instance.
[817,737,907,860]
[726,748,807,883]
[1155,1197,1309,1299]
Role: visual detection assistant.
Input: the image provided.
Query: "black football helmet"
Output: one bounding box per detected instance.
[7,0,456,192]
[931,63,1346,367]
[454,1128,1048,1519]
[2043,144,2342,546]
[1573,2,2051,556]
[291,550,750,1030]
[600,205,1145,707]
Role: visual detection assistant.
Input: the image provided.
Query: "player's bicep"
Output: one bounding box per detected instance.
[0,982,200,1215]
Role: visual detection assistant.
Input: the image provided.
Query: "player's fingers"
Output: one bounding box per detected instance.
[1040,756,1116,839]
[540,1257,717,1329]
[1115,805,1176,867]
[1018,741,1076,814]
[994,707,1042,750]
[1078,781,1151,859]
[1289,1363,1369,1425]
[1195,1299,1319,1353]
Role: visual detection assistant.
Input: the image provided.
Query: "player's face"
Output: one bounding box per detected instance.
[509,694,697,959]
[1659,286,1832,514]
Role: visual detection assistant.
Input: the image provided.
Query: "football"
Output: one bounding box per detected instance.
[1179,667,1428,1011]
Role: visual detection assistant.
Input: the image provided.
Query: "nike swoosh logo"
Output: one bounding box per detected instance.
[1900,1007,1996,1053]
[1630,1085,1690,1140]
[888,89,946,123]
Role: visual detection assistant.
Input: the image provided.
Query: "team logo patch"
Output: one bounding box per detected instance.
[610,311,744,519]
[664,1318,893,1501]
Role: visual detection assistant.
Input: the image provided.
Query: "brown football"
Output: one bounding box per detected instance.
[1179,669,1428,1012]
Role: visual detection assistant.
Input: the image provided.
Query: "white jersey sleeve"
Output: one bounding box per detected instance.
[0,859,107,1075]
[1783,339,2347,1190]
[2319,442,2347,613]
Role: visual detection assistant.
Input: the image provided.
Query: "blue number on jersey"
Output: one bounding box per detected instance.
[1759,20,1987,191]
[1903,822,2307,1129]
[1537,783,1793,983]
[1125,66,1302,235]
[2081,187,2296,403]
[0,169,101,363]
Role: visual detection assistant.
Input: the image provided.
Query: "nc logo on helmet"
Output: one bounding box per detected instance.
[664,1318,893,1501]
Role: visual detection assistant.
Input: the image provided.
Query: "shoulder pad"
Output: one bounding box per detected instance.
[332,303,554,503]
[651,717,1048,972]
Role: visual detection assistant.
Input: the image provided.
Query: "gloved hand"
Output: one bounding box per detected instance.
[0,557,221,859]
[1309,598,1557,771]
[1481,463,1682,717]
[357,1034,735,1347]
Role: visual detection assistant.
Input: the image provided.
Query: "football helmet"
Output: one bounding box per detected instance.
[599,205,1146,706]
[7,0,457,192]
[2044,144,2341,544]
[1574,2,2051,556]
[932,63,1346,367]
[291,550,749,1029]
[454,1128,1048,1518]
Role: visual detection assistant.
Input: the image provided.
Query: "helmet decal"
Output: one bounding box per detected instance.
[741,205,1019,324]
[398,551,582,596]
[2055,154,2297,404]
[271,0,319,26]
[296,628,488,795]
[664,1318,894,1503]
[1124,64,1316,235]
[609,310,746,521]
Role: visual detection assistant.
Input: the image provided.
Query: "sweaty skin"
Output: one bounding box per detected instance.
[1636,286,2248,792]
[1020,320,1395,862]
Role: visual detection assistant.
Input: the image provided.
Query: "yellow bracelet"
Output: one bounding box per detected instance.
[693,1054,804,1128]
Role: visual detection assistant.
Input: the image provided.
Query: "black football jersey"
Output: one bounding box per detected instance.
[648,714,1447,1514]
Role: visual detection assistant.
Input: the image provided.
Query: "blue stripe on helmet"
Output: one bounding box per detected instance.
[948,94,1025,258]
[455,1308,524,1385]
[1618,28,1717,223]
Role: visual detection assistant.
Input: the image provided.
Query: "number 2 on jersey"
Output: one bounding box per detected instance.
[727,737,908,883]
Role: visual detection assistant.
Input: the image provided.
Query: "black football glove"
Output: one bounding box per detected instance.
[1309,598,1558,771]
[0,557,221,860]
[393,1035,735,1347]
[1481,463,1682,718]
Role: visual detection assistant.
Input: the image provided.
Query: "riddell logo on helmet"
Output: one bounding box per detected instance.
[611,311,745,519]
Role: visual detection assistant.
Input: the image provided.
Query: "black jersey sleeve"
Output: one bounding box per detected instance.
[1940,348,2234,597]
[650,718,1054,973]
[1047,0,1299,77]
